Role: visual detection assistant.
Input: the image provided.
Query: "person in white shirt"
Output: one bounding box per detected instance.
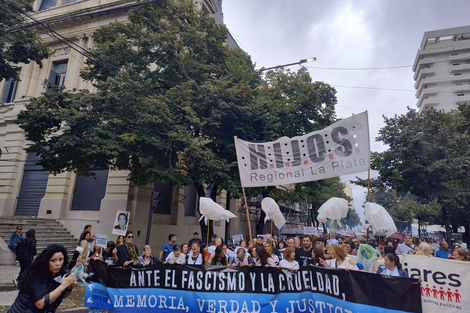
[279,246,299,272]
[395,235,415,255]
[232,248,252,267]
[457,238,467,250]
[186,241,203,265]
[164,245,185,264]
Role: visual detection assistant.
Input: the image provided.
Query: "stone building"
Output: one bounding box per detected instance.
[0,0,237,252]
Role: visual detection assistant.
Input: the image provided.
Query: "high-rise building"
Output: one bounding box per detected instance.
[413,25,470,113]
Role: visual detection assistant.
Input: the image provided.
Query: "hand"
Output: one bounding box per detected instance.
[62,273,76,289]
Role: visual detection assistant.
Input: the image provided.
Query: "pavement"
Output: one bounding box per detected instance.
[0,264,89,312]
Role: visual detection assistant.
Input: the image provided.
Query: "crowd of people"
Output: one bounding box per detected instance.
[90,229,470,278]
[6,224,470,312]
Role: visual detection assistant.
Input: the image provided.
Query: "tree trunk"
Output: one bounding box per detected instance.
[441,207,453,245]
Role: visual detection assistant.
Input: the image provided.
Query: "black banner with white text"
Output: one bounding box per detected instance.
[85,260,421,313]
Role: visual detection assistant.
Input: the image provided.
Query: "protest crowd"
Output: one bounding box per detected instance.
[6,223,470,313]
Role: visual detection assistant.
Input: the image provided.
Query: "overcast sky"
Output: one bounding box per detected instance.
[222,1,470,222]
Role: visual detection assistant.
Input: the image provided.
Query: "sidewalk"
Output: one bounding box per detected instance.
[0,265,87,312]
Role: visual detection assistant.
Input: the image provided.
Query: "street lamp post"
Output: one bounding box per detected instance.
[261,57,316,72]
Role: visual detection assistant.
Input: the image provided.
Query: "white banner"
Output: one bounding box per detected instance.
[402,255,470,313]
[235,111,370,187]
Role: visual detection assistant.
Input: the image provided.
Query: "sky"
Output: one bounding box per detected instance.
[222,0,470,222]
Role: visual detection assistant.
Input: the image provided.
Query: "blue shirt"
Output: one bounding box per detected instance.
[9,232,22,252]
[434,247,451,258]
[161,242,174,261]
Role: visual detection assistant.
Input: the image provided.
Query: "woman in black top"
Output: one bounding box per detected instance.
[8,244,76,313]
[16,229,37,284]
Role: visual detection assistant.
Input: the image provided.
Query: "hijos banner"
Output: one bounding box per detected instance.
[85,260,421,313]
[234,111,370,187]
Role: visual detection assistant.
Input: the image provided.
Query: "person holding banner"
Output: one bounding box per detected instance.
[279,246,299,272]
[252,246,276,268]
[232,247,253,267]
[207,246,230,266]
[7,244,76,313]
[186,241,203,265]
[138,245,159,266]
[376,253,408,277]
[326,244,358,270]
[452,247,469,261]
[164,245,186,264]
[116,231,139,266]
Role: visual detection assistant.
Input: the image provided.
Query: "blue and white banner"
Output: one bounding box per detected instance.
[86,260,421,313]
[234,111,370,187]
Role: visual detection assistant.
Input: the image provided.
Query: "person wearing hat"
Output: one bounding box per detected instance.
[186,241,203,265]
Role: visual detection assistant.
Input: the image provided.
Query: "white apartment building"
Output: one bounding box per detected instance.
[413,25,470,113]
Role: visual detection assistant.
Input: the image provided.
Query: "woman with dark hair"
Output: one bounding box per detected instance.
[208,246,229,266]
[8,244,76,313]
[252,246,276,267]
[76,231,91,265]
[15,229,37,285]
[311,246,328,267]
[377,253,408,277]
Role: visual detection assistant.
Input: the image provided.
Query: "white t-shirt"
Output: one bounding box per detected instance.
[186,253,203,265]
[164,252,185,264]
[279,259,299,270]
[327,257,358,270]
[254,257,276,267]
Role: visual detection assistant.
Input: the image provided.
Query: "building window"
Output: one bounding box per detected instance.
[183,185,197,216]
[71,169,109,210]
[1,70,20,104]
[49,60,68,86]
[153,182,173,214]
[39,0,57,10]
[66,0,76,3]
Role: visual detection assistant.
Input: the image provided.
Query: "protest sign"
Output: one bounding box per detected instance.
[94,233,108,249]
[401,254,470,313]
[85,260,420,313]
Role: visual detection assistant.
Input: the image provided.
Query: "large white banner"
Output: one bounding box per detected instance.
[235,111,370,187]
[401,255,470,313]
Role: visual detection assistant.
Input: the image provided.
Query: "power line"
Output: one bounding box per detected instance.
[306,65,412,70]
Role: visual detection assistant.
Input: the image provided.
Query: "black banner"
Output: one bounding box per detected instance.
[86,260,421,313]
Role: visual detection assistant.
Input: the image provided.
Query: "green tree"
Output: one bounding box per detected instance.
[367,108,470,243]
[1,0,48,80]
[393,193,440,237]
[15,0,342,239]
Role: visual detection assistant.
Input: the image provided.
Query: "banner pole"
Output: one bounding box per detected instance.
[242,187,253,242]
[207,219,210,247]
[367,169,371,202]
[329,219,332,242]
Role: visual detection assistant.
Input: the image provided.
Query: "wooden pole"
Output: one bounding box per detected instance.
[207,219,210,247]
[329,219,332,242]
[242,187,253,241]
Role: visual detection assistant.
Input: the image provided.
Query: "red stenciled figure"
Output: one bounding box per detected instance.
[454,290,461,304]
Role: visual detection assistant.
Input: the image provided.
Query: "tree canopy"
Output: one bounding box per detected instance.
[356,107,470,242]
[1,0,48,80]
[17,0,339,195]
